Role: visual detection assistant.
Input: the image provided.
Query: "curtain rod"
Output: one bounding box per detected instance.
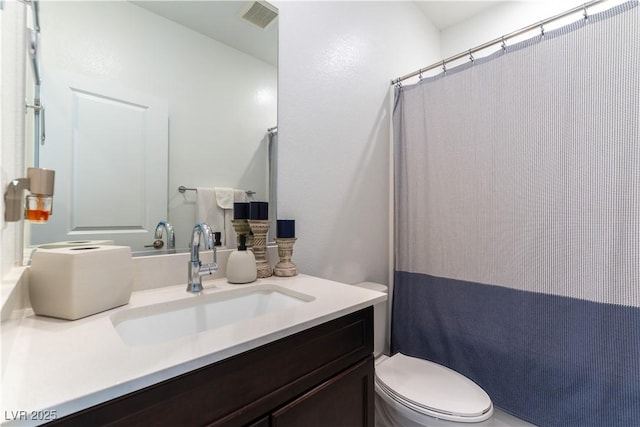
[391,0,607,85]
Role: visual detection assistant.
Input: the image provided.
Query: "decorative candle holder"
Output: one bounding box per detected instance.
[231,219,254,248]
[248,219,272,278]
[274,238,298,277]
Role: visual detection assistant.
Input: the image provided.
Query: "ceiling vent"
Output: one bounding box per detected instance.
[240,1,278,30]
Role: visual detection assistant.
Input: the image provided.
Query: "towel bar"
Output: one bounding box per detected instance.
[178,186,256,197]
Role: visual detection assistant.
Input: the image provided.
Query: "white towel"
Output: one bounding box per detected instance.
[234,189,247,203]
[214,187,235,210]
[219,189,249,248]
[196,188,224,243]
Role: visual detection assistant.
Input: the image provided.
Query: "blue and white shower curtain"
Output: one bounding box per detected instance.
[392,3,640,426]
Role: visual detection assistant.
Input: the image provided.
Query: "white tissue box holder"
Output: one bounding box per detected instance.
[29,245,134,320]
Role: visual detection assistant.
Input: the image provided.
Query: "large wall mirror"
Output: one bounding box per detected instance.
[25,1,278,258]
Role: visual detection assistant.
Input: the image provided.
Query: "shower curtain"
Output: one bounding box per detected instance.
[391,3,639,426]
[268,129,278,242]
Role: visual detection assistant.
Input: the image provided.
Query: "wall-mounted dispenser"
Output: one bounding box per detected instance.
[4,167,55,223]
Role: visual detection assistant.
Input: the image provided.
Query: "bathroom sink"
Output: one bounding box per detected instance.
[110,285,314,346]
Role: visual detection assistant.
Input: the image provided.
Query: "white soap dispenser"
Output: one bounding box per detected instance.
[226,234,257,284]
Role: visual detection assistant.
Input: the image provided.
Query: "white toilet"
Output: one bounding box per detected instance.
[355,282,494,427]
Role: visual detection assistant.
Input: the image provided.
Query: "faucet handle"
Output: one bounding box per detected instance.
[187,222,218,293]
[144,239,164,249]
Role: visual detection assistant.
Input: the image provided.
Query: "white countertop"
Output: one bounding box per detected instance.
[1,274,386,426]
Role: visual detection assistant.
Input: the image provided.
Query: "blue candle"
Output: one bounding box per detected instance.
[277,219,295,238]
[249,201,269,220]
[233,202,250,219]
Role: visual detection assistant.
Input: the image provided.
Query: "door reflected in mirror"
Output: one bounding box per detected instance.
[25,1,277,260]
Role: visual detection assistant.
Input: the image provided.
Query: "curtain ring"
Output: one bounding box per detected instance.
[583,4,589,21]
[418,70,424,81]
[540,23,545,37]
[501,36,507,52]
[469,50,475,64]
[442,60,447,74]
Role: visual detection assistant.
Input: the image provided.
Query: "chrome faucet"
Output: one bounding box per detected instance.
[154,220,175,250]
[187,222,218,293]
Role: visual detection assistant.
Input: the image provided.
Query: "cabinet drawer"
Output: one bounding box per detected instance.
[271,355,374,427]
[50,306,373,427]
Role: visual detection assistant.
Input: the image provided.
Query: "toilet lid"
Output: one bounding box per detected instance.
[376,353,492,420]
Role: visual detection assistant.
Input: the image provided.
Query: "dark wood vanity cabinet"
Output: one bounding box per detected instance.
[49,306,374,427]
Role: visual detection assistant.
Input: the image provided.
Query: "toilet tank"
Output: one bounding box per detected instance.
[353,282,388,357]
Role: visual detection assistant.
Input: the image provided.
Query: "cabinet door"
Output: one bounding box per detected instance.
[271,356,374,427]
[48,307,373,427]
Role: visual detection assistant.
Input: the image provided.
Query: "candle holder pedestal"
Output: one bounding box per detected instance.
[231,219,254,248]
[248,220,272,278]
[274,238,298,277]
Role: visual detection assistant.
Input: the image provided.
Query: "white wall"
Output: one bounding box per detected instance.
[4,0,437,286]
[440,0,624,59]
[1,1,27,277]
[276,1,440,285]
[37,1,277,250]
